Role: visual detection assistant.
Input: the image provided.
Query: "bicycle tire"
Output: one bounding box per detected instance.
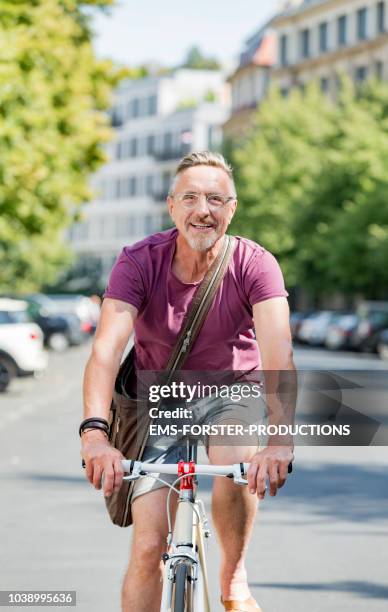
[173,561,193,612]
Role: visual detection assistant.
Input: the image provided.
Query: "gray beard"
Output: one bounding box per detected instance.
[186,231,219,252]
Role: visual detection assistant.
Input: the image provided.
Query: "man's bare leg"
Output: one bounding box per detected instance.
[121,487,177,612]
[209,444,259,602]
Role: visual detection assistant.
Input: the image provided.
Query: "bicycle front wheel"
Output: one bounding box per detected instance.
[172,561,194,612]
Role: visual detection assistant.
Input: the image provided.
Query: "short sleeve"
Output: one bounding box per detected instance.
[244,249,288,306]
[103,249,146,311]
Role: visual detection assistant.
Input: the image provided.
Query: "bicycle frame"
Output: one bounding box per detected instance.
[160,459,211,612]
[122,458,250,612]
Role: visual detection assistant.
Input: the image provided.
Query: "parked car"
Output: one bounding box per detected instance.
[350,301,388,352]
[24,295,85,351]
[0,298,48,391]
[290,312,310,341]
[45,294,99,335]
[324,314,359,350]
[297,311,339,346]
[377,329,388,360]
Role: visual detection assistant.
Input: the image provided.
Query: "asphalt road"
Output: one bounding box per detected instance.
[0,342,387,612]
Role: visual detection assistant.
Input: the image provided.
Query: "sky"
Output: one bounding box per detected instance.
[90,0,278,69]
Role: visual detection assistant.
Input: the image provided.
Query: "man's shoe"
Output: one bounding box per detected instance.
[221,595,262,611]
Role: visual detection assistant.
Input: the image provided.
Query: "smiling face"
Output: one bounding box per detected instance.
[167,165,237,252]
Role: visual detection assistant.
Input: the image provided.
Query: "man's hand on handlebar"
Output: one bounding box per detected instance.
[247,445,294,500]
[81,429,124,497]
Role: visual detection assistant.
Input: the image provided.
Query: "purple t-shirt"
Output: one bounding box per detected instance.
[104,228,288,372]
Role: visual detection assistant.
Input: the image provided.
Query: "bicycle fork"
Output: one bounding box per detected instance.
[160,497,210,612]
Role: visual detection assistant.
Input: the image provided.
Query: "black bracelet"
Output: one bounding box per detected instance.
[79,421,109,437]
[79,417,109,437]
[81,423,109,438]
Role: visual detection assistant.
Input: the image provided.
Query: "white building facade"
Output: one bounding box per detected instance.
[223,24,276,139]
[271,0,388,95]
[68,70,229,284]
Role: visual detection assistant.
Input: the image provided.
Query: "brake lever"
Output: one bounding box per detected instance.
[122,460,143,481]
[233,462,293,485]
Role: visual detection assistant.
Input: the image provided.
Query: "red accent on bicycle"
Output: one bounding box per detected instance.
[177,460,196,490]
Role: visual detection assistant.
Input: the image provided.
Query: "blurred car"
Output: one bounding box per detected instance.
[24,295,85,351]
[290,312,308,340]
[324,314,359,350]
[0,298,48,391]
[297,311,339,346]
[350,301,388,352]
[45,294,99,335]
[377,329,388,360]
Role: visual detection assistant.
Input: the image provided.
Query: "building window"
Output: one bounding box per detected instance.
[320,76,329,92]
[126,176,137,197]
[125,215,134,236]
[319,22,329,52]
[144,214,154,235]
[130,138,138,157]
[300,28,310,59]
[375,60,384,78]
[377,1,385,33]
[132,98,140,118]
[162,171,171,195]
[111,106,124,128]
[148,95,157,115]
[337,15,347,46]
[163,132,173,153]
[114,178,121,199]
[145,175,154,196]
[357,7,368,40]
[116,141,123,160]
[146,134,155,155]
[280,34,288,66]
[355,65,368,82]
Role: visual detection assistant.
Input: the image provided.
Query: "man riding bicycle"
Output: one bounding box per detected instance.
[81,151,295,612]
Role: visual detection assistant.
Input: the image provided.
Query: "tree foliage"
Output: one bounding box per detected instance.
[181,46,221,71]
[230,79,388,300]
[0,0,121,292]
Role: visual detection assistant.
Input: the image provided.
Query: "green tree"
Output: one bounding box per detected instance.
[181,46,221,71]
[0,0,122,292]
[204,89,218,102]
[231,79,388,300]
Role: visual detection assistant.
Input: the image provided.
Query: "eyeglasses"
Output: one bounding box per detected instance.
[172,192,236,210]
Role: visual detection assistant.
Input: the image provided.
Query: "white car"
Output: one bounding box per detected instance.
[298,311,335,345]
[0,298,48,391]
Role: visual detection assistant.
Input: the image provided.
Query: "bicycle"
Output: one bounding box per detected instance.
[121,443,292,612]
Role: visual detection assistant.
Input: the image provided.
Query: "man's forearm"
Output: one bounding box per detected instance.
[262,349,297,448]
[82,342,123,420]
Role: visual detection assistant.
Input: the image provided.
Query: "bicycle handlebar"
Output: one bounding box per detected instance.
[122,459,249,476]
[121,459,292,486]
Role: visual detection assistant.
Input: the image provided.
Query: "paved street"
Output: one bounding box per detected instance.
[0,343,387,611]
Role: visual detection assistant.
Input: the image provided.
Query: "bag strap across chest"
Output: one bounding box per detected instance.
[165,234,235,377]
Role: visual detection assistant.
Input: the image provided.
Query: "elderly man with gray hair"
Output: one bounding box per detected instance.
[81,151,295,611]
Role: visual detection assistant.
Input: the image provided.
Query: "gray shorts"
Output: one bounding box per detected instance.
[132,386,265,503]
